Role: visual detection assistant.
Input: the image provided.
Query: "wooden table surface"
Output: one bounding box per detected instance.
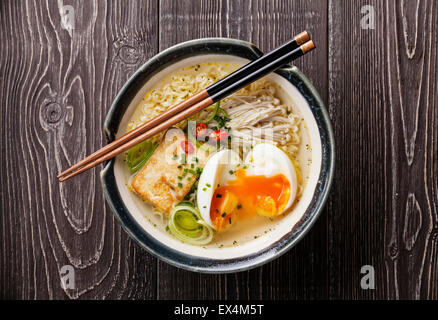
[1,0,437,300]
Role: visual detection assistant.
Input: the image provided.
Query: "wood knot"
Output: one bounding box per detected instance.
[40,101,65,131]
[388,243,399,260]
[44,102,63,123]
[117,45,141,65]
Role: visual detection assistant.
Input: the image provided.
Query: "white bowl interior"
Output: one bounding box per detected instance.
[113,54,322,259]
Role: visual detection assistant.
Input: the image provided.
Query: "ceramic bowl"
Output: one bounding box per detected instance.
[101,38,335,273]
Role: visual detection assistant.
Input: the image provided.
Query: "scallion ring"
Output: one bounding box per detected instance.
[168,204,214,245]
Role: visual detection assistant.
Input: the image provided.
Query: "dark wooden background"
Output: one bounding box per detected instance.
[0,0,437,300]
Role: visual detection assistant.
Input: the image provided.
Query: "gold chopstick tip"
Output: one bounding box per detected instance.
[294,31,310,45]
[301,40,315,54]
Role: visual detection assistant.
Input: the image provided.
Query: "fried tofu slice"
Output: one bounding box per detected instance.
[131,128,209,215]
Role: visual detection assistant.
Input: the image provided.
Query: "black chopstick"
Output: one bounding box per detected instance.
[206,31,310,97]
[211,41,315,102]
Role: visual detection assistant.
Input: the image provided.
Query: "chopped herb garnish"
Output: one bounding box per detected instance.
[188,169,196,174]
[206,183,211,187]
[190,163,194,169]
[178,182,183,188]
[172,154,178,160]
[229,170,234,175]
[221,213,226,218]
[229,218,232,224]
[177,165,182,169]
[187,177,192,181]
[216,194,222,198]
[202,187,207,191]
[178,176,182,180]
[237,204,242,210]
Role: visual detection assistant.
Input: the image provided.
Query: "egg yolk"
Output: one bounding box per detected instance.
[210,169,291,231]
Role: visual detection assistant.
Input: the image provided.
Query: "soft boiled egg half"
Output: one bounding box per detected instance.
[197,143,298,232]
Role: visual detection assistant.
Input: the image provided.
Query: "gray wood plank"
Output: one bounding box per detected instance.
[3,0,437,300]
[157,0,328,300]
[328,0,438,299]
[0,0,159,299]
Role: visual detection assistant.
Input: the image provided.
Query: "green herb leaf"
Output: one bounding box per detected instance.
[126,140,158,173]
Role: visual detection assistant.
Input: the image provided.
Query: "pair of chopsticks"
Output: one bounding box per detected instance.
[58,31,315,182]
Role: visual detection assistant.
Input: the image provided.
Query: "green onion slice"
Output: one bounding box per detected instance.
[126,140,158,173]
[204,101,221,124]
[168,203,214,245]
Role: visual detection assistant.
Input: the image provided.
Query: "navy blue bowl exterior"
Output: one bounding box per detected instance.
[101,38,335,273]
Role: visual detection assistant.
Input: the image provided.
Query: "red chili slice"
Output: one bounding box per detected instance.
[180,140,194,154]
[195,122,207,137]
[209,130,229,142]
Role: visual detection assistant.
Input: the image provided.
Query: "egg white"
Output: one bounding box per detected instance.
[197,149,240,229]
[197,144,298,230]
[245,143,298,212]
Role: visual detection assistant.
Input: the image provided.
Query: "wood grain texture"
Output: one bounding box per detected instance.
[328,0,438,299]
[1,0,437,300]
[0,0,159,299]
